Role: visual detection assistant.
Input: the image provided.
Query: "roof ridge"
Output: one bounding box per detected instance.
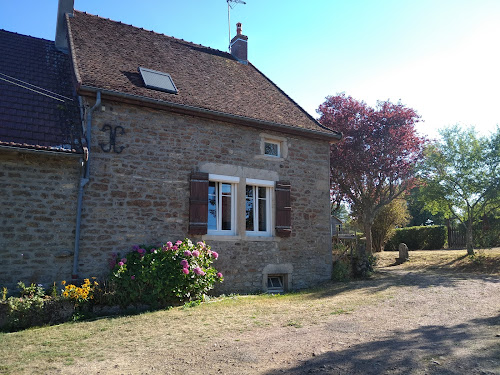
[73,10,235,60]
[0,29,53,44]
[65,13,82,87]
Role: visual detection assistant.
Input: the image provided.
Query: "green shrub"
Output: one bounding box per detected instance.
[1,282,75,331]
[385,225,446,250]
[351,253,376,278]
[109,239,223,307]
[332,258,351,281]
[474,216,500,248]
[3,283,45,331]
[17,281,45,299]
[332,242,351,281]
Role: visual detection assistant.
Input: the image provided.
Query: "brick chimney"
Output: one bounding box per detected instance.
[230,22,248,64]
[55,0,74,52]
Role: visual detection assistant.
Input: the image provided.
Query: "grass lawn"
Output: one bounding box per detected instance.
[0,279,389,374]
[0,247,498,374]
[375,247,500,274]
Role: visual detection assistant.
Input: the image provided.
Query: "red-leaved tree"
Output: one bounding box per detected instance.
[318,93,426,256]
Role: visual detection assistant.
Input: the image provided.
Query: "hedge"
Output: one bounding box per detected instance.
[385,225,446,251]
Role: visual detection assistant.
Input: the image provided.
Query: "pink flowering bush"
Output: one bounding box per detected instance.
[110,239,223,307]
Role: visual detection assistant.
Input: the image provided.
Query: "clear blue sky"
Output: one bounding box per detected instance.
[2,0,499,139]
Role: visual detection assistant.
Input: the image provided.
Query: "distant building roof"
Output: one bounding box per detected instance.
[0,30,82,153]
[67,11,340,140]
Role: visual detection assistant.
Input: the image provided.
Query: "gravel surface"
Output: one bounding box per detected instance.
[201,270,500,375]
[259,270,500,375]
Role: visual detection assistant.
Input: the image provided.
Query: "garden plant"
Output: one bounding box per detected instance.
[109,238,223,307]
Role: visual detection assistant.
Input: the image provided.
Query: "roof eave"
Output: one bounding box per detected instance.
[78,85,342,143]
[0,143,83,157]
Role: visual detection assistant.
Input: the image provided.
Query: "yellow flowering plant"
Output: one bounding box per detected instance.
[61,278,99,306]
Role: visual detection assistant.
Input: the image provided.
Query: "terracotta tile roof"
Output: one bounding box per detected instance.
[67,11,337,137]
[0,30,82,153]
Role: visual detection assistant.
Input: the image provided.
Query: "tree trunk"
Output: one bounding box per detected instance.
[363,221,373,255]
[466,219,474,256]
[465,206,475,256]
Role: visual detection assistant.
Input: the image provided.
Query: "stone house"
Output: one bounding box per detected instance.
[0,1,341,293]
[0,28,83,289]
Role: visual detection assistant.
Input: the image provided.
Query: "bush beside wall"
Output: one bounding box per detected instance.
[385,225,446,251]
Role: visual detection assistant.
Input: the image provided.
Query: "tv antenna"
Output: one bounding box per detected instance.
[227,0,246,52]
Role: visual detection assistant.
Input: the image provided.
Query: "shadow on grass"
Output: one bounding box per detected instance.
[264,314,500,375]
[443,254,469,266]
[304,269,500,301]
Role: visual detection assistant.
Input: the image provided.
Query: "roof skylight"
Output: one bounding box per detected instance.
[138,67,178,94]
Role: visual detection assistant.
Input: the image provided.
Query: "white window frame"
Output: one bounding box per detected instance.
[245,178,273,237]
[207,174,239,236]
[258,133,287,160]
[264,140,281,157]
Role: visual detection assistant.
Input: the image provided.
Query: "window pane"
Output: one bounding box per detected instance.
[258,187,267,231]
[268,276,283,288]
[245,185,254,231]
[267,277,273,288]
[208,182,217,230]
[221,183,231,195]
[221,183,232,230]
[264,142,279,156]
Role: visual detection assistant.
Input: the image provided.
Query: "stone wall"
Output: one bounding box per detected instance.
[0,150,81,289]
[77,99,332,293]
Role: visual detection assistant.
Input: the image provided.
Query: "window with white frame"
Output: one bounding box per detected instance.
[259,133,287,160]
[245,179,273,236]
[208,175,239,235]
[264,140,280,157]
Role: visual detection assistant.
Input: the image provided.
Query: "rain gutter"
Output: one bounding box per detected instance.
[78,85,342,143]
[72,91,101,279]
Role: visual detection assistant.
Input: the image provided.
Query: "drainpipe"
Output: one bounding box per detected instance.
[72,91,101,279]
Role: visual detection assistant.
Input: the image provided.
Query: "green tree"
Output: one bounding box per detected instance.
[406,186,445,227]
[371,199,411,252]
[420,125,500,255]
[331,202,351,224]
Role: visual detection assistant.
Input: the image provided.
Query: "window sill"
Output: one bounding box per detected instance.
[201,235,280,242]
[243,235,280,242]
[254,155,285,162]
[202,235,242,241]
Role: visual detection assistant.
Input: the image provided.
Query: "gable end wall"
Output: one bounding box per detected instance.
[78,99,332,293]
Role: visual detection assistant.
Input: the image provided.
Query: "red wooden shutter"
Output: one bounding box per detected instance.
[275,181,291,237]
[189,172,209,235]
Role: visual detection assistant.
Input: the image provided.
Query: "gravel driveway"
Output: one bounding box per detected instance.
[210,269,500,375]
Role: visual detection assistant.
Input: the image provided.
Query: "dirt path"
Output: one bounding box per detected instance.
[257,270,500,375]
[74,268,500,375]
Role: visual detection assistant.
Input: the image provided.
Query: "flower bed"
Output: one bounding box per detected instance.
[0,238,223,331]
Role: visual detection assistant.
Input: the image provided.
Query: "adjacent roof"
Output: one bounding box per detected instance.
[0,30,82,153]
[67,11,339,138]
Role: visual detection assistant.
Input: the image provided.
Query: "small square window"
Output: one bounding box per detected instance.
[259,134,287,160]
[264,141,280,157]
[267,275,284,293]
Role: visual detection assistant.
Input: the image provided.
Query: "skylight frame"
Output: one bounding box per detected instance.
[138,67,178,94]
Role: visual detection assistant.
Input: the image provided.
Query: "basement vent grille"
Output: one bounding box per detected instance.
[138,67,178,94]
